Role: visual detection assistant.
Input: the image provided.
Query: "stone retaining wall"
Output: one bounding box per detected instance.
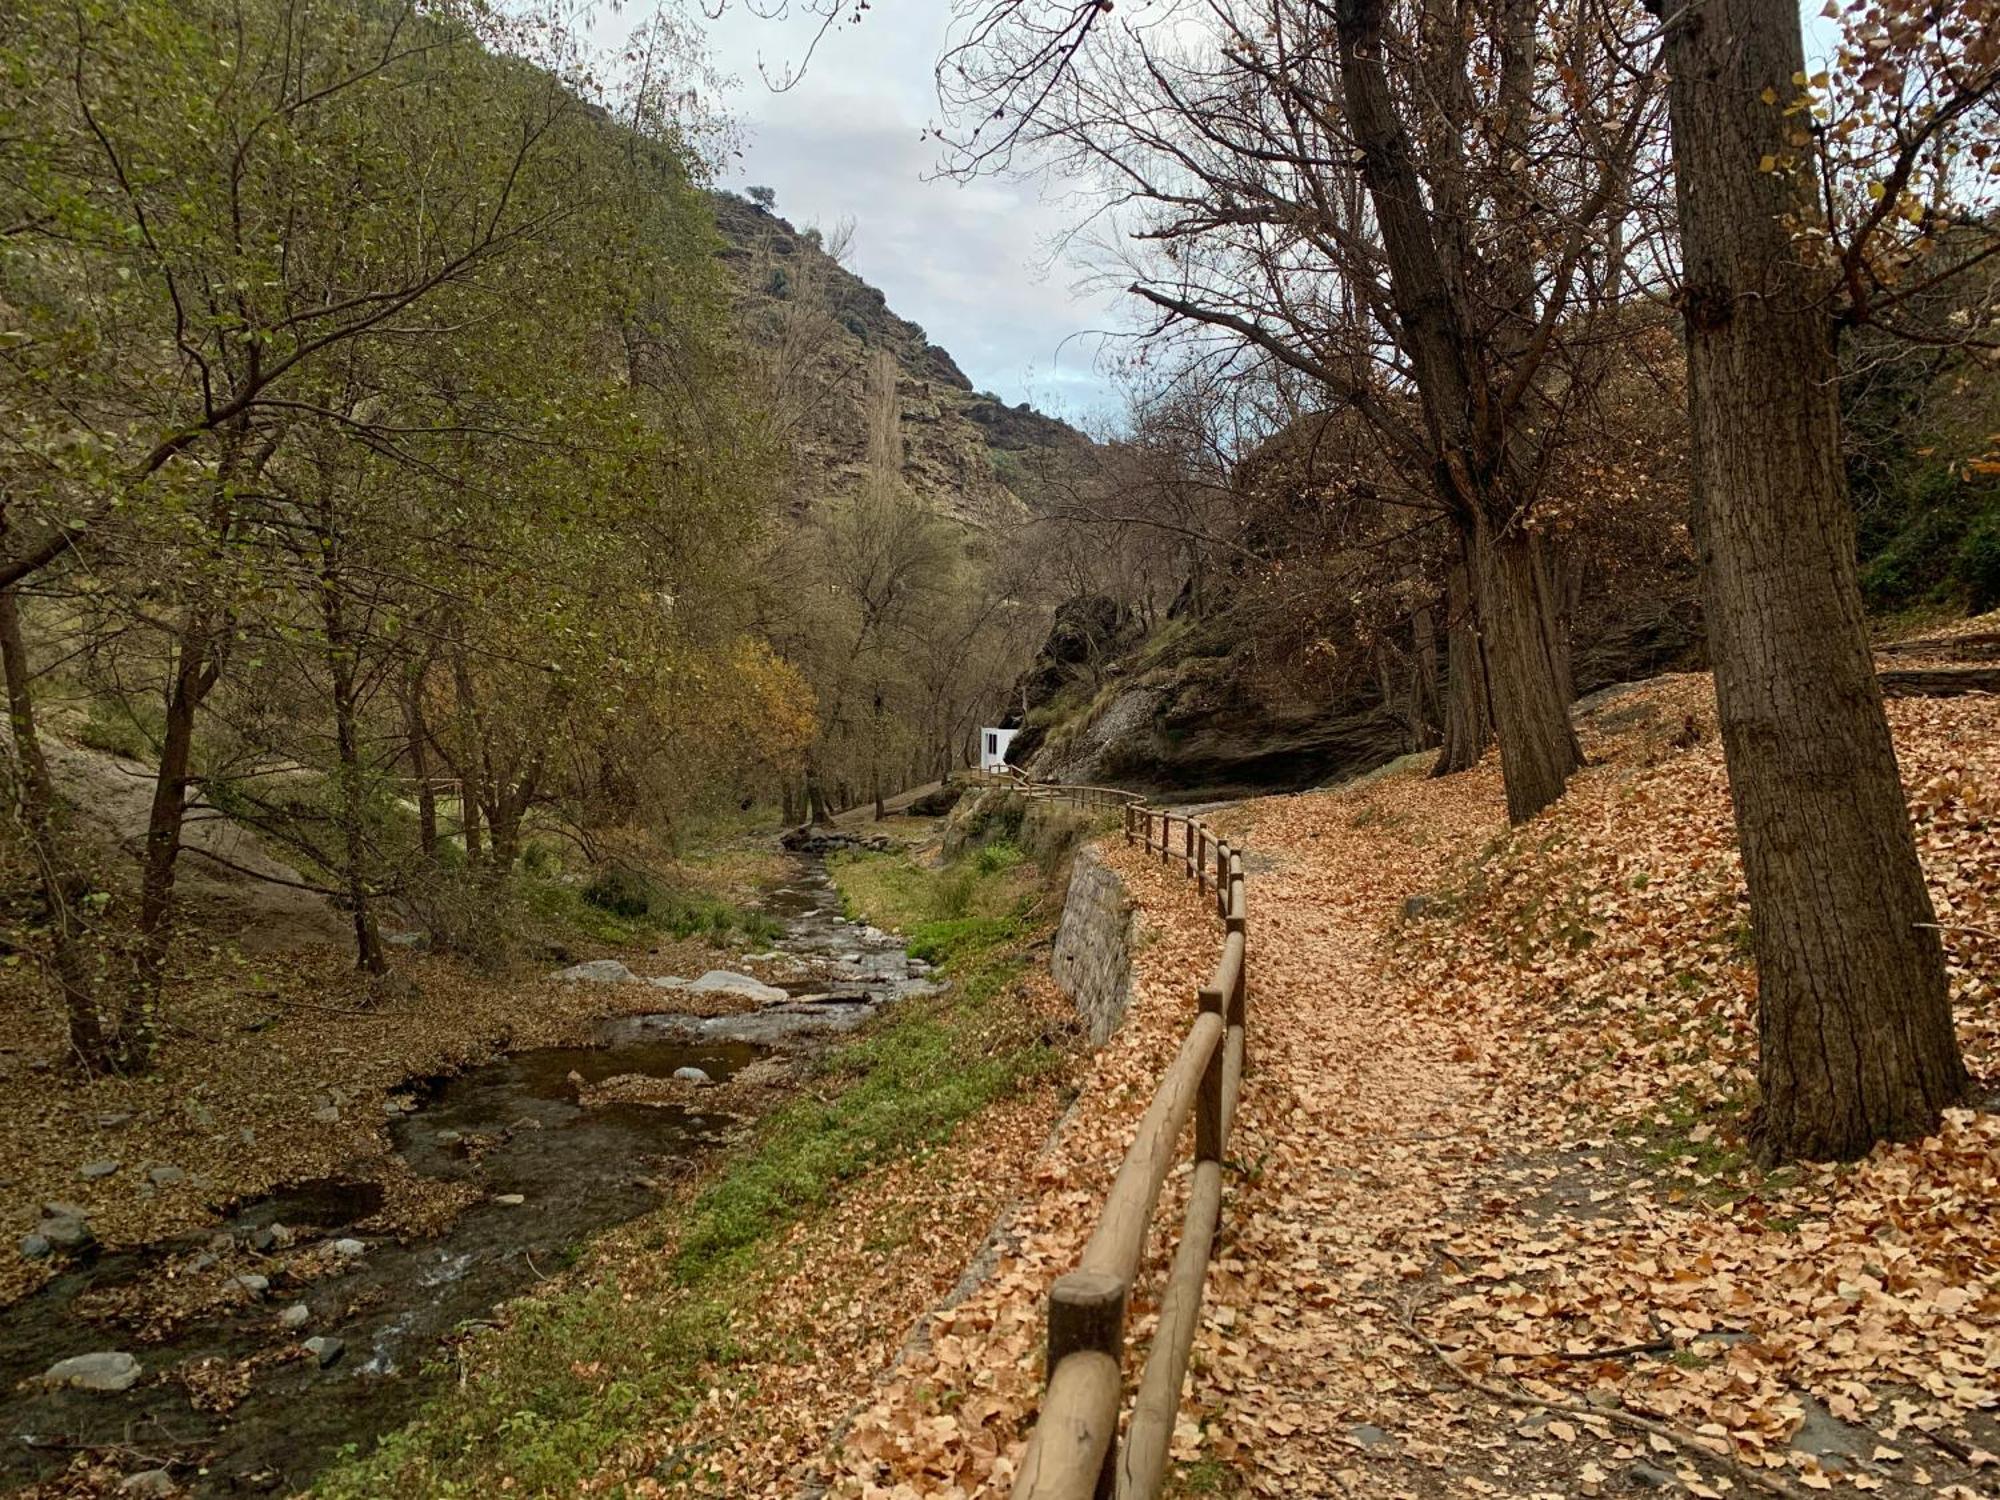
[1050,843,1134,1044]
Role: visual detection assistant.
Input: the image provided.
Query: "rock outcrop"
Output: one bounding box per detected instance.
[711,191,1092,529]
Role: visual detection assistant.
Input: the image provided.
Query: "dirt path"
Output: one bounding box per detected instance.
[832,669,1999,1499]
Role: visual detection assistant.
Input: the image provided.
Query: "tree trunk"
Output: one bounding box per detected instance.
[805,760,834,825]
[781,778,800,826]
[402,668,438,862]
[1410,602,1442,748]
[323,588,387,977]
[1434,560,1493,775]
[0,589,111,1071]
[124,613,217,1068]
[1468,516,1581,822]
[1334,0,1578,821]
[1661,0,1968,1160]
[487,804,521,875]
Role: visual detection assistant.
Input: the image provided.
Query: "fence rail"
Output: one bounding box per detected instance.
[965,768,1248,1500]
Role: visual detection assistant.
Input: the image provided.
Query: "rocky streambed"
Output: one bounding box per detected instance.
[0,857,928,1496]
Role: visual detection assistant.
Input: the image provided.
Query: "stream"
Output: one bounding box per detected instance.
[0,855,925,1495]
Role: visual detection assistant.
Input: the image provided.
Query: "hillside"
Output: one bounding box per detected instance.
[710,191,1092,529]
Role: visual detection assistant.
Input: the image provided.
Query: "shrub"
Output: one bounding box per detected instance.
[1956,507,2000,612]
[583,867,654,918]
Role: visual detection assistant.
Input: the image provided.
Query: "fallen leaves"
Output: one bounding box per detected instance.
[825,649,1998,1497]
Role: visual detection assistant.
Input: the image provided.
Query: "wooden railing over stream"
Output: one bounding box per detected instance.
[968,767,1249,1500]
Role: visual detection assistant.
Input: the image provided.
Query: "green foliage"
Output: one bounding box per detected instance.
[531,868,781,951]
[1957,508,2000,613]
[582,868,655,919]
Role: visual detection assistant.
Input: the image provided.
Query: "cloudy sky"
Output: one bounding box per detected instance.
[641,1,1131,422]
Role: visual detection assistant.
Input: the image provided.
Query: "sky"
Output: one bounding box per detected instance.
[603,1,1130,423]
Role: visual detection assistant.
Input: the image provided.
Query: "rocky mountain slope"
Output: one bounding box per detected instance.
[711,191,1091,529]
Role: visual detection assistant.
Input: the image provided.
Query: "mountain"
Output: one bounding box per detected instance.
[710,191,1092,528]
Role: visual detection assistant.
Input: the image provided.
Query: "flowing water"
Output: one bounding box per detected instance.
[0,855,924,1494]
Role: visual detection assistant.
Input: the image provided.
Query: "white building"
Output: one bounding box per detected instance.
[978,726,1019,773]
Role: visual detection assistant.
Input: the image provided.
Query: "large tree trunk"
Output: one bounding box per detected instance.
[1334,0,1578,822]
[1661,0,1968,1161]
[805,759,834,825]
[1433,560,1493,776]
[1467,515,1581,821]
[0,589,111,1071]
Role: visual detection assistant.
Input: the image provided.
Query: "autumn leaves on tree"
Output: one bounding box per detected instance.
[0,1,811,1069]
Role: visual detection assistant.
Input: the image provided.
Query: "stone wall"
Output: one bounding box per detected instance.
[1051,843,1135,1045]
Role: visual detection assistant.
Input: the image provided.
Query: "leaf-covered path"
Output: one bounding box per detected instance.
[834,661,1999,1499]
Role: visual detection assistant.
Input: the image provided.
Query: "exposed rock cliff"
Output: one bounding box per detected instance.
[711,192,1090,528]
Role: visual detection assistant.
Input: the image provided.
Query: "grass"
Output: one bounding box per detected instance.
[523,869,783,952]
[75,695,163,762]
[314,839,1070,1498]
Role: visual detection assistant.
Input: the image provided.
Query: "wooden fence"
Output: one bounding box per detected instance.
[972,770,1249,1500]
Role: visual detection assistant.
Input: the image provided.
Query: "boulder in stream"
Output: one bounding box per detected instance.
[40,1351,142,1392]
[649,970,787,1005]
[302,1335,344,1368]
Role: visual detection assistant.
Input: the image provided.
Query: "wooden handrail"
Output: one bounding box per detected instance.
[960,778,1251,1500]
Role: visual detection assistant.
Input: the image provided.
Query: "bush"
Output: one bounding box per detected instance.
[583,867,654,918]
[1956,508,2000,613]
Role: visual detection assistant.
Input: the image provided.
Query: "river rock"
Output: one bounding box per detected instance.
[327,1237,365,1258]
[311,1105,339,1124]
[79,1159,120,1179]
[228,1273,269,1297]
[493,1193,525,1206]
[672,1066,713,1085]
[302,1335,344,1368]
[35,1211,92,1252]
[277,1303,310,1329]
[552,958,636,984]
[19,1232,52,1259]
[147,1165,184,1186]
[117,1471,175,1497]
[41,1351,142,1392]
[685,970,787,1004]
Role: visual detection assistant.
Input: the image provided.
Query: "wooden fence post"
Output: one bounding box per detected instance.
[1183,818,1194,879]
[1123,804,1134,845]
[1196,828,1208,899]
[1045,1270,1126,1499]
[1196,982,1225,1162]
[1214,842,1229,920]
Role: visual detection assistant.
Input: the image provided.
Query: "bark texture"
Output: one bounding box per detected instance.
[1662,0,1968,1160]
[1334,0,1581,820]
[0,589,111,1070]
[1434,560,1494,776]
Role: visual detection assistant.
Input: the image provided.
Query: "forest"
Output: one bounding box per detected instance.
[0,0,1996,1496]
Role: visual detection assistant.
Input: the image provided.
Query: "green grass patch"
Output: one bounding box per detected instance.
[76,696,163,762]
[524,869,782,951]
